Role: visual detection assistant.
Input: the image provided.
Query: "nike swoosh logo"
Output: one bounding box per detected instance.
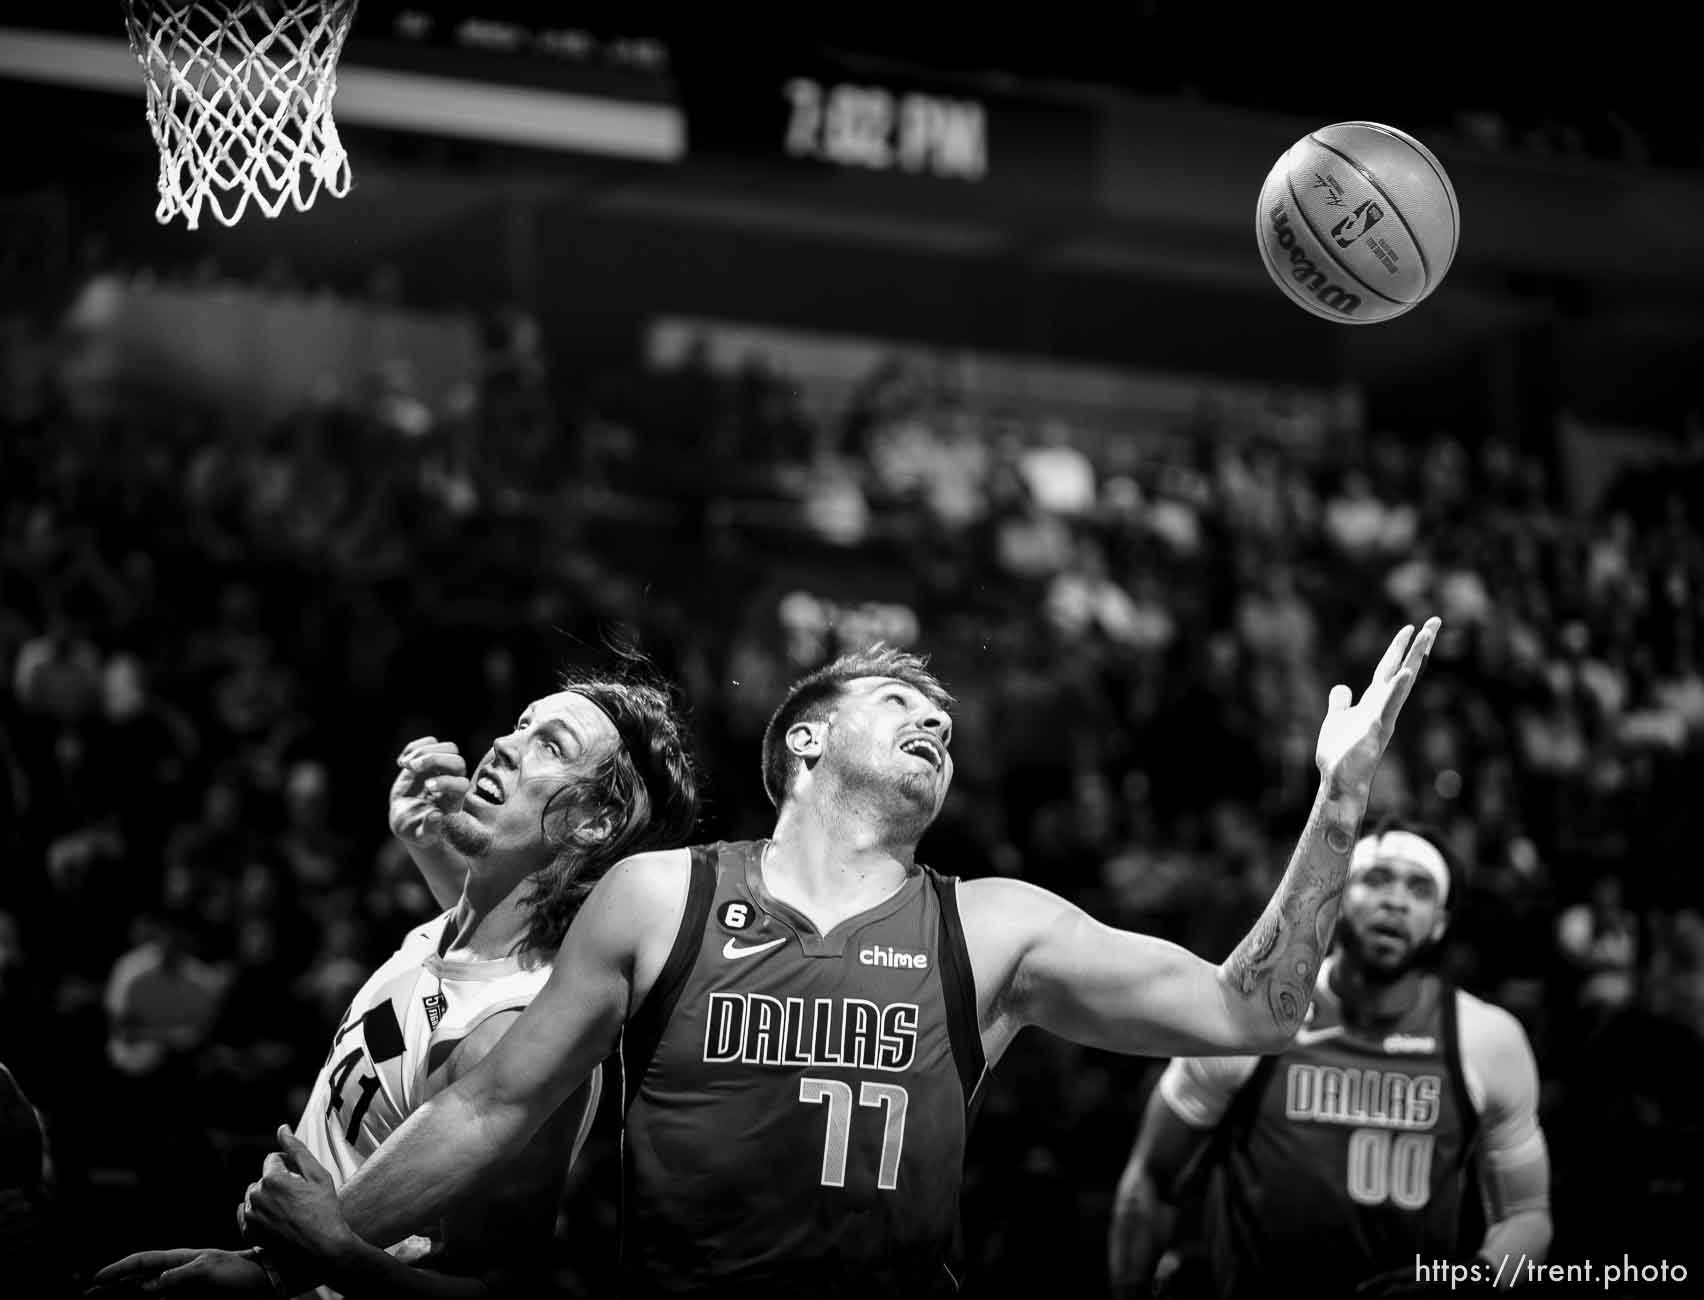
[722,936,787,961]
[1294,1026,1345,1046]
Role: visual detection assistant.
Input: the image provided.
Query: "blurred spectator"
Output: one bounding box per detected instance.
[1044,536,1150,648]
[163,773,259,896]
[1016,420,1097,516]
[1323,466,1416,559]
[1555,874,1640,1021]
[12,607,102,724]
[104,912,228,1079]
[277,759,350,895]
[988,458,1074,579]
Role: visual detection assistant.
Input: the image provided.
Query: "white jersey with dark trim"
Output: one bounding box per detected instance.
[293,910,566,1184]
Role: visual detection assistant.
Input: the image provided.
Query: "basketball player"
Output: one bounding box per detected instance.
[1106,820,1552,1299]
[93,674,699,1297]
[239,619,1440,1298]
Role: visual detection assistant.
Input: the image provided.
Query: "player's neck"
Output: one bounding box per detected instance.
[1329,955,1425,1026]
[768,794,917,913]
[442,856,536,961]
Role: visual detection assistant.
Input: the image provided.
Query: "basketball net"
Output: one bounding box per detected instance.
[121,0,360,230]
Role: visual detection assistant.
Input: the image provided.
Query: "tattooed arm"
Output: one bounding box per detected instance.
[1216,785,1360,1037]
[960,619,1440,1065]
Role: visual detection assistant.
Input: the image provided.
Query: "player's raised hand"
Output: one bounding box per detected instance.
[242,1126,360,1265]
[388,736,469,848]
[1315,617,1440,804]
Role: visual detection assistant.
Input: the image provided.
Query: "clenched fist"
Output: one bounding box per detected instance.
[389,736,471,849]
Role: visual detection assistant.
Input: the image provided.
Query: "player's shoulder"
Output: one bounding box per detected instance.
[1453,985,1538,1070]
[602,845,697,891]
[583,846,699,931]
[955,875,1081,949]
[956,874,1074,920]
[366,909,453,972]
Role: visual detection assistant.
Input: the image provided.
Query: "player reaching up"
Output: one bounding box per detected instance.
[238,619,1439,1298]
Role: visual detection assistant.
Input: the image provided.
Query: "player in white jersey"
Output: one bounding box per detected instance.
[93,673,700,1298]
[289,899,569,1262]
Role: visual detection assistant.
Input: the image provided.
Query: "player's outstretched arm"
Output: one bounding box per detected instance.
[965,619,1438,1059]
[1220,616,1438,1043]
[246,850,685,1260]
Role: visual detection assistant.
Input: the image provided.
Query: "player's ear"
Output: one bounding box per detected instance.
[1429,909,1449,945]
[581,808,615,844]
[786,721,822,760]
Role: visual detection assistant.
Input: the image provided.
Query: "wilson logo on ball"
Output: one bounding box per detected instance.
[1269,205,1363,315]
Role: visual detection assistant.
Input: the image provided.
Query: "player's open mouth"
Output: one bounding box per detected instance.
[472,772,506,805]
[898,736,944,770]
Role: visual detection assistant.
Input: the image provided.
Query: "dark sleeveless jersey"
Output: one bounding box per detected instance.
[618,841,987,1298]
[1195,973,1481,1299]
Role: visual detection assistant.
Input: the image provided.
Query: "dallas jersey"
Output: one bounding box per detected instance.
[1159,957,1544,1298]
[618,841,987,1298]
[295,911,599,1266]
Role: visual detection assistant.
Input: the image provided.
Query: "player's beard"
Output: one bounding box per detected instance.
[860,759,939,837]
[442,809,495,858]
[1336,916,1421,982]
[886,780,940,847]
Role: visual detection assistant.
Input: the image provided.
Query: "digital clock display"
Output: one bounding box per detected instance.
[781,77,988,181]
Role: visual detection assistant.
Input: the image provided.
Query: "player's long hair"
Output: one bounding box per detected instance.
[759,643,954,808]
[516,667,700,965]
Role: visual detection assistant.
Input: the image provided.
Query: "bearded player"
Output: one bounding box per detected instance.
[94,674,698,1297]
[1108,818,1552,1298]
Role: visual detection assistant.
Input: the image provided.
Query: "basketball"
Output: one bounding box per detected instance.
[1256,121,1460,324]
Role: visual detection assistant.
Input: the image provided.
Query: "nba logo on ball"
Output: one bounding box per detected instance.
[1257,122,1460,323]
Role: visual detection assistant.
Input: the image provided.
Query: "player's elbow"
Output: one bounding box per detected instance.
[1504,1208,1553,1261]
[1530,1212,1554,1260]
[1482,1205,1553,1271]
[1216,989,1297,1055]
[1209,961,1304,1053]
[1242,1020,1299,1054]
[1114,1159,1169,1220]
